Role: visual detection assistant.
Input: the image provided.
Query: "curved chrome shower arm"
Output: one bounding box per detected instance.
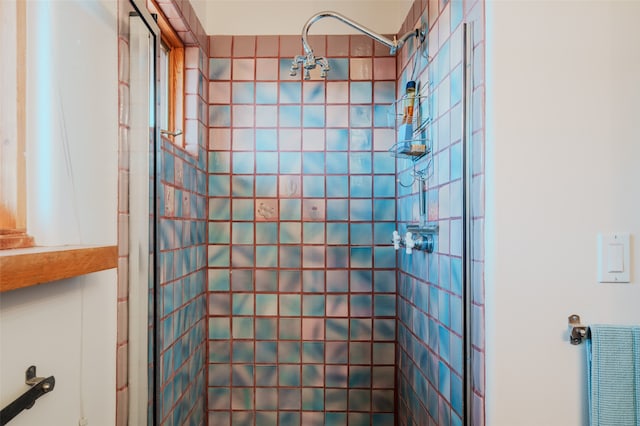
[302,10,423,56]
[291,10,425,79]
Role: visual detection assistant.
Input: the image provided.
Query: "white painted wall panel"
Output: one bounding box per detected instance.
[1,0,119,424]
[485,1,640,424]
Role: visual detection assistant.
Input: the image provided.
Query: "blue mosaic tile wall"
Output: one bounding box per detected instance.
[207,34,398,425]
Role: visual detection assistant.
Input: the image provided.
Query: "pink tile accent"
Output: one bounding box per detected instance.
[472,348,485,395]
[256,199,278,221]
[118,38,129,83]
[184,69,200,94]
[231,105,255,127]
[302,199,325,221]
[115,388,128,426]
[280,35,302,57]
[350,58,373,80]
[473,391,486,426]
[118,214,129,256]
[185,142,198,157]
[438,3,451,48]
[412,1,422,28]
[279,176,301,198]
[185,46,200,68]
[209,128,231,150]
[326,82,349,104]
[302,82,325,104]
[209,82,231,104]
[375,36,393,56]
[279,64,300,81]
[118,169,129,213]
[177,30,197,45]
[233,35,256,57]
[232,128,254,150]
[325,389,348,410]
[306,35,326,57]
[325,364,348,388]
[327,35,350,57]
[303,246,325,267]
[255,105,278,127]
[164,187,175,217]
[279,128,302,151]
[307,67,326,81]
[327,295,349,317]
[185,94,198,119]
[396,46,410,75]
[183,119,199,149]
[210,35,232,57]
[373,129,396,151]
[256,35,279,57]
[118,84,129,126]
[256,58,279,81]
[231,389,253,410]
[473,41,486,89]
[301,412,324,424]
[232,59,255,80]
[116,343,128,389]
[326,105,349,127]
[304,365,324,386]
[160,2,180,19]
[429,0,440,27]
[350,35,373,57]
[302,318,325,340]
[117,257,128,299]
[168,16,188,32]
[117,300,128,344]
[374,57,396,80]
[302,129,324,150]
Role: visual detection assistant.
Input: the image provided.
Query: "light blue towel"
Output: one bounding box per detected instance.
[586,324,640,426]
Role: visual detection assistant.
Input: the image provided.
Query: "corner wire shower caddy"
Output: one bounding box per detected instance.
[389,81,434,188]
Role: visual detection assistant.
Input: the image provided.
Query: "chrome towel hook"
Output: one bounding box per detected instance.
[568,314,590,345]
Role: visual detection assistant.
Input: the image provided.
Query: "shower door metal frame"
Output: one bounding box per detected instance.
[126,1,161,424]
[462,21,475,426]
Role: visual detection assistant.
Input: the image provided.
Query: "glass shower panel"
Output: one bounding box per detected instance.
[395,16,476,426]
[127,6,157,425]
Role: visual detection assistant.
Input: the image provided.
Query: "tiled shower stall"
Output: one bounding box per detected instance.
[206,33,399,425]
[205,0,484,422]
[118,0,485,424]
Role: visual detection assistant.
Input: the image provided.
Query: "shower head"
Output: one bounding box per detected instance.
[290,53,330,80]
[289,11,426,80]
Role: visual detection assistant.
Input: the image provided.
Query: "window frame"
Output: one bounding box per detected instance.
[0,0,34,249]
[150,0,185,147]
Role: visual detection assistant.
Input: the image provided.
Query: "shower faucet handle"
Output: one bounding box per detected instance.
[392,230,402,250]
[405,232,416,254]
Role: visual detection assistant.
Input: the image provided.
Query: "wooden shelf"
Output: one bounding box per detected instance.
[0,245,118,293]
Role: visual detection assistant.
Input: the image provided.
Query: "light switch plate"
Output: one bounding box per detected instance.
[597,233,631,283]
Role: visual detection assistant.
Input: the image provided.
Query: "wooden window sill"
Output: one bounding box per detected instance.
[0,245,118,293]
[0,230,35,250]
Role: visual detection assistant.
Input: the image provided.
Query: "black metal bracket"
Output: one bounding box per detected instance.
[0,366,55,425]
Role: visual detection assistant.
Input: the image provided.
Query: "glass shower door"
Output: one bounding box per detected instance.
[127,3,159,424]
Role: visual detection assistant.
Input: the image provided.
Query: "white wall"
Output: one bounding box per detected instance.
[0,0,119,424]
[199,0,413,35]
[485,1,640,425]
